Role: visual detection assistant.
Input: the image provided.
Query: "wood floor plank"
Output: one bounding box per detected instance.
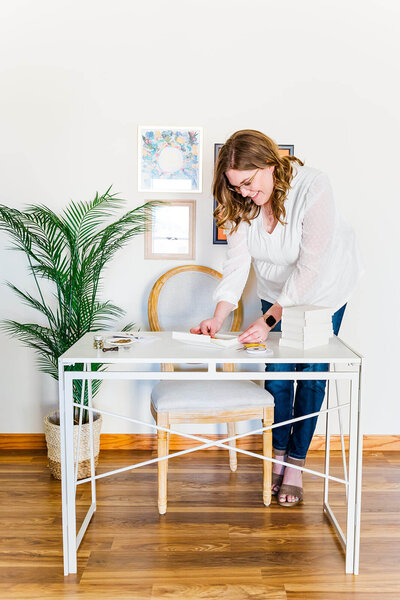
[80,550,266,584]
[0,449,398,599]
[111,524,230,553]
[286,594,400,600]
[0,583,152,599]
[150,584,287,599]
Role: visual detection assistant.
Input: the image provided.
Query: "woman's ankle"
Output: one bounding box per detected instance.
[273,447,287,457]
[273,448,287,475]
[281,457,305,487]
[287,455,305,467]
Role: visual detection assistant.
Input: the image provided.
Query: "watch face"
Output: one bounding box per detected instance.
[265,315,276,328]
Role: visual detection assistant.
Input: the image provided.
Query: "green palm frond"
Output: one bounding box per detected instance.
[62,188,124,249]
[0,188,153,417]
[30,264,69,293]
[0,205,41,256]
[37,355,58,380]
[121,322,136,332]
[1,321,60,367]
[5,283,58,328]
[94,201,155,249]
[26,204,75,252]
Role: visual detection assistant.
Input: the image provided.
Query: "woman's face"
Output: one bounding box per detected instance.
[225,166,275,206]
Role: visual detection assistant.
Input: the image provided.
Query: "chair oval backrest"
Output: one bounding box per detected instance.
[148,265,242,333]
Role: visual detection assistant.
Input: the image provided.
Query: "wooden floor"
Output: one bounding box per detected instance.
[0,449,399,600]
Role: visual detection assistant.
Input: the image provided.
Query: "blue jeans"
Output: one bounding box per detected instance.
[261,300,346,460]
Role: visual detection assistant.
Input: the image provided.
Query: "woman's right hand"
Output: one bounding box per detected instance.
[190,317,223,337]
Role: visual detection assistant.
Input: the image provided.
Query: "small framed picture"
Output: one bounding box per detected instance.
[277,145,294,157]
[213,143,295,244]
[138,126,202,193]
[145,200,196,260]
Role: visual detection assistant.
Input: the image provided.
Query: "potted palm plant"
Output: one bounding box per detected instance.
[0,188,154,478]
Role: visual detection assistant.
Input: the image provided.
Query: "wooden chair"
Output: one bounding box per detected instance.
[148,265,274,514]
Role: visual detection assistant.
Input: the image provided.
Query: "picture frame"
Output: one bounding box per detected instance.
[212,143,295,244]
[138,126,202,193]
[145,200,196,260]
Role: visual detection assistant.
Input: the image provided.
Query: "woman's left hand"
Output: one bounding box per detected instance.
[238,317,270,344]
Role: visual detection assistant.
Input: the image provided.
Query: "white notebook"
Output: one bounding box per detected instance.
[282,305,332,325]
[281,326,333,341]
[279,335,331,350]
[172,331,242,348]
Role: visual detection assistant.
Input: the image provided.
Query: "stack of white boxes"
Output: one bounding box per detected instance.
[279,305,333,350]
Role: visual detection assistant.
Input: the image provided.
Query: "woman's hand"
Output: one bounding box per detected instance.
[190,316,223,337]
[238,317,270,344]
[190,301,234,337]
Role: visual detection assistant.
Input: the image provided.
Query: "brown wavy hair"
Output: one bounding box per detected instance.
[213,130,304,234]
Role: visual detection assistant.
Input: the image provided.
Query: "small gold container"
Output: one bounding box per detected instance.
[93,335,104,349]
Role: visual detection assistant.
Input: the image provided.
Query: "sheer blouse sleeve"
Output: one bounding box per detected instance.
[277,173,335,307]
[213,221,251,309]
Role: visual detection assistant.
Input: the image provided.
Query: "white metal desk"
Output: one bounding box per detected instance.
[58,331,363,576]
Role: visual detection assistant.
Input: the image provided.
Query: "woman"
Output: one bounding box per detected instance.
[191,129,363,507]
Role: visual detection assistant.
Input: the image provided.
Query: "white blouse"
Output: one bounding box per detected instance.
[214,164,363,312]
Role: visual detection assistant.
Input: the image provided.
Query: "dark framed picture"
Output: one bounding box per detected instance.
[213,143,295,244]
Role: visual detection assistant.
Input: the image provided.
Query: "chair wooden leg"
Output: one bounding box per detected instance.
[227,422,237,472]
[157,413,169,515]
[263,407,274,506]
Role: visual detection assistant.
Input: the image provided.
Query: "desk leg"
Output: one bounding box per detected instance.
[346,376,359,574]
[59,364,69,576]
[354,364,363,575]
[323,371,331,506]
[88,363,97,508]
[65,373,77,574]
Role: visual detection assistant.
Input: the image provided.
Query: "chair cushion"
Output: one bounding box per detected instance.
[151,380,274,412]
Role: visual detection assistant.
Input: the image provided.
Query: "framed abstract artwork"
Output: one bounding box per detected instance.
[145,200,196,260]
[138,126,202,193]
[213,143,295,244]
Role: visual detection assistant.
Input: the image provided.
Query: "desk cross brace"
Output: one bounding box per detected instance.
[73,401,349,487]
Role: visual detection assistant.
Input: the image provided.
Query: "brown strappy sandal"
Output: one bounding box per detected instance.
[277,456,305,507]
[271,448,287,496]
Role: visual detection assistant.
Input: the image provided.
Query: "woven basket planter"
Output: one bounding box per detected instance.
[44,411,102,480]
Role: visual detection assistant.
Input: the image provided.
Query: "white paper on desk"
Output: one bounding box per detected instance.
[172,331,242,349]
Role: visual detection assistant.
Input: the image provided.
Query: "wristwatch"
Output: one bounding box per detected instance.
[264,314,277,329]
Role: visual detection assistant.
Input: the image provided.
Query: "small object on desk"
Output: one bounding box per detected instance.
[106,336,135,346]
[243,343,266,348]
[246,347,273,355]
[93,335,104,349]
[110,333,158,345]
[243,343,273,356]
[102,346,119,352]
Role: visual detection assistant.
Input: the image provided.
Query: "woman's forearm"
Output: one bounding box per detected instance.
[214,300,282,332]
[263,301,283,327]
[213,300,236,326]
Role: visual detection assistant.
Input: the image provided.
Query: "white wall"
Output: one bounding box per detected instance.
[0,0,399,435]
